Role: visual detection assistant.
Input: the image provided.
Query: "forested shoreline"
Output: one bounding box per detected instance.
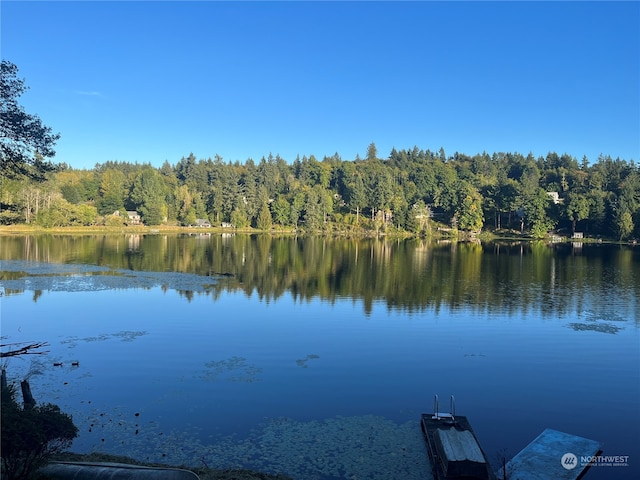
[1,144,638,241]
[2,60,638,240]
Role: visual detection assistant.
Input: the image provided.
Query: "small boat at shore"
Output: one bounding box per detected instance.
[38,461,200,479]
[420,395,496,480]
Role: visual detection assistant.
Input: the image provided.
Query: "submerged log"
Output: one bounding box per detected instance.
[1,341,49,358]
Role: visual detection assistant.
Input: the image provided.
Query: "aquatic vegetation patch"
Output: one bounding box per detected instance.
[295,354,320,368]
[0,260,219,293]
[71,414,431,479]
[0,260,110,276]
[202,356,262,383]
[582,309,627,323]
[111,331,148,342]
[60,331,148,348]
[566,322,622,334]
[567,309,627,334]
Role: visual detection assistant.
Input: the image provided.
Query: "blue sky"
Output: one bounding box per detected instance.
[2,1,638,170]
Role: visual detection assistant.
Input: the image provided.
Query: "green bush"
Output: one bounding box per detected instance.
[1,377,78,480]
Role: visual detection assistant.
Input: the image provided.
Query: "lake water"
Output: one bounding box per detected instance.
[1,234,638,479]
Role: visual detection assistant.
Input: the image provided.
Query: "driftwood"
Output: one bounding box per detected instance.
[0,341,49,358]
[2,369,38,409]
[1,342,48,410]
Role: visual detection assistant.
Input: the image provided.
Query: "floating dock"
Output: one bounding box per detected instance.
[497,428,602,480]
[421,396,497,480]
[421,396,603,480]
[421,414,497,479]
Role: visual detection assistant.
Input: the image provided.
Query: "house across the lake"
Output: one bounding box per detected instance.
[195,219,211,228]
[126,211,141,225]
[546,191,563,205]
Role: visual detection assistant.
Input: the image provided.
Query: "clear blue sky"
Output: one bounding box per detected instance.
[2,1,639,170]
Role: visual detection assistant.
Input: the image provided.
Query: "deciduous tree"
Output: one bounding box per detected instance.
[131,167,167,225]
[256,204,273,230]
[565,192,590,233]
[456,185,484,232]
[616,210,634,241]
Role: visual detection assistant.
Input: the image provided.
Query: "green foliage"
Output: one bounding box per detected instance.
[175,184,200,225]
[366,142,378,162]
[96,169,127,215]
[1,376,78,480]
[36,198,98,227]
[455,185,484,232]
[302,192,321,230]
[0,65,637,239]
[256,204,273,231]
[410,200,431,234]
[271,196,290,226]
[131,167,167,225]
[0,61,60,181]
[231,207,249,229]
[104,213,126,227]
[0,209,22,224]
[530,218,556,239]
[1,138,638,241]
[184,208,197,227]
[616,210,634,240]
[60,184,80,204]
[566,192,590,233]
[346,173,367,223]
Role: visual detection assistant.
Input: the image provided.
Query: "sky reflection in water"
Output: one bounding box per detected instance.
[1,259,638,480]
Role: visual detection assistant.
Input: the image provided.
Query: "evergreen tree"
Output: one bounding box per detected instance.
[96,169,126,215]
[366,142,378,162]
[347,173,367,224]
[1,61,60,180]
[271,196,290,227]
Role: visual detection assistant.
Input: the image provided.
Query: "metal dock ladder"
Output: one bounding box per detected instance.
[431,394,455,421]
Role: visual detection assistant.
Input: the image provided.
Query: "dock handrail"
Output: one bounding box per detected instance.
[431,394,455,421]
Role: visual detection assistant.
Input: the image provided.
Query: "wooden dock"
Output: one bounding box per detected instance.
[421,413,497,480]
[497,428,602,480]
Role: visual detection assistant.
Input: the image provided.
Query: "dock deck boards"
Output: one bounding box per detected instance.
[497,428,602,480]
[421,414,497,480]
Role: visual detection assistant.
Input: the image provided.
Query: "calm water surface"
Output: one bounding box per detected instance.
[1,234,638,480]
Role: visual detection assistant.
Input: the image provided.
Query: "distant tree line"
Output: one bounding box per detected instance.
[1,60,638,239]
[1,146,639,240]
